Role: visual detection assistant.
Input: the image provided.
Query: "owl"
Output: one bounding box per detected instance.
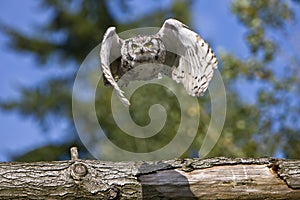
[100,18,218,106]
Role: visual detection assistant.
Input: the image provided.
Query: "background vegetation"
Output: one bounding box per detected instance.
[1,0,299,161]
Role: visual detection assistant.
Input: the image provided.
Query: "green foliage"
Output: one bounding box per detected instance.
[1,0,300,161]
[96,82,181,153]
[12,144,71,162]
[231,0,294,62]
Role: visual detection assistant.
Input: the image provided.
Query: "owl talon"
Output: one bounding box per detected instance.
[157,73,163,79]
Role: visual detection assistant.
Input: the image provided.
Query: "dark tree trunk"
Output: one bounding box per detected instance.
[0,150,299,199]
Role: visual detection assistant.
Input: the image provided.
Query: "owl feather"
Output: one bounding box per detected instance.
[100,19,218,106]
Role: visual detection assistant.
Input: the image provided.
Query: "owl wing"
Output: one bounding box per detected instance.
[100,27,131,106]
[157,19,218,96]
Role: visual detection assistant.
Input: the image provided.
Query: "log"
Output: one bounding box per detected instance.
[0,149,299,199]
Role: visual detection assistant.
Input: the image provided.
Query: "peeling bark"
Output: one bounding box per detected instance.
[0,157,299,199]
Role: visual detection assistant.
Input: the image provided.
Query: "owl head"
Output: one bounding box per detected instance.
[121,36,166,67]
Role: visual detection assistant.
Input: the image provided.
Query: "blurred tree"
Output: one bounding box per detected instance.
[1,0,299,161]
[217,0,300,158]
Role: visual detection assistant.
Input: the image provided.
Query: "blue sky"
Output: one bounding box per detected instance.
[0,0,252,161]
[0,0,268,161]
[0,0,70,161]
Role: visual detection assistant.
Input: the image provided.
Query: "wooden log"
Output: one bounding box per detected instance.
[0,156,299,199]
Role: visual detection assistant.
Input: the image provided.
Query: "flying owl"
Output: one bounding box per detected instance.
[100,18,218,106]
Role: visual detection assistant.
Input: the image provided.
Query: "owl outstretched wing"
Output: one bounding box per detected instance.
[100,27,131,106]
[157,19,218,96]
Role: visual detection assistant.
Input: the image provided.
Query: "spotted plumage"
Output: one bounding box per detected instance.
[100,18,218,106]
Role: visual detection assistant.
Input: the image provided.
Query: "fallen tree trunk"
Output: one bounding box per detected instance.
[0,149,299,199]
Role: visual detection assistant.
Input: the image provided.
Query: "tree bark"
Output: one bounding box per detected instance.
[0,155,299,199]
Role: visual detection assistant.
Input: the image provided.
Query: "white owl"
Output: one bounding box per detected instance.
[100,18,218,106]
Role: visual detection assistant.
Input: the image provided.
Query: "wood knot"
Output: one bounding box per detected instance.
[108,186,120,200]
[71,162,88,181]
[181,159,194,172]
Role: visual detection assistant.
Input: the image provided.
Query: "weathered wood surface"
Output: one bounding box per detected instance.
[0,157,299,199]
